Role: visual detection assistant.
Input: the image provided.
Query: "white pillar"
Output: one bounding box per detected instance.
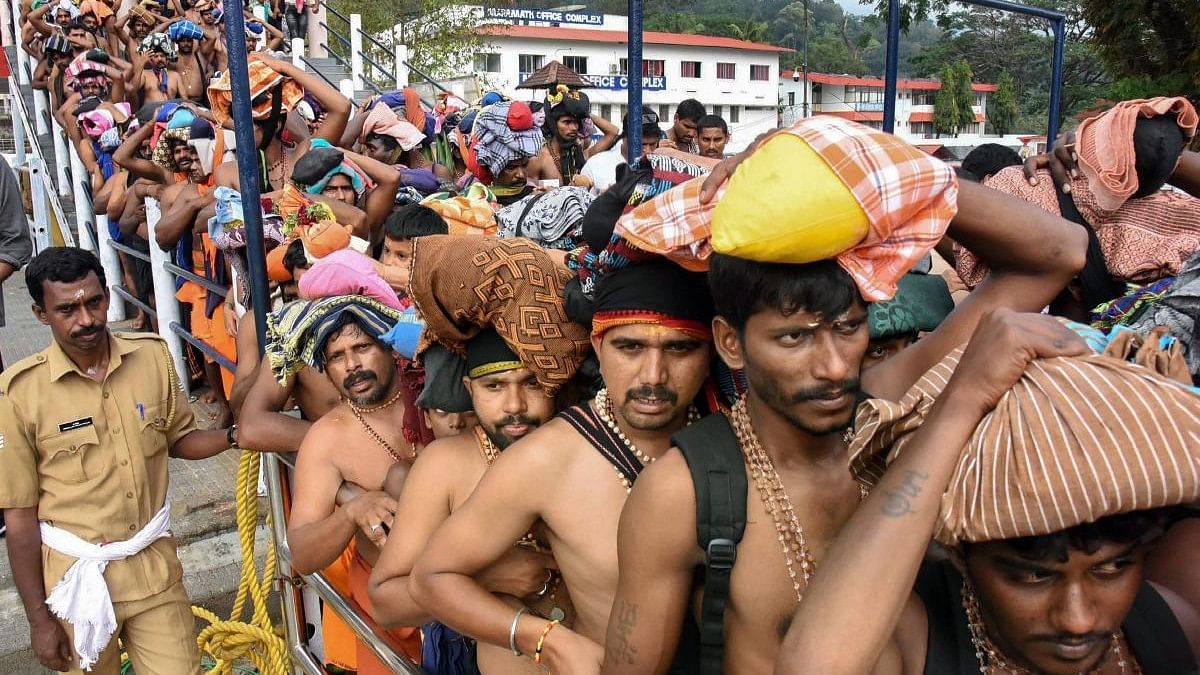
[349,13,363,89]
[95,214,127,322]
[12,87,26,166]
[291,37,305,68]
[68,142,94,253]
[338,78,355,103]
[27,158,51,253]
[15,39,29,85]
[145,198,190,395]
[394,43,408,88]
[32,88,49,135]
[307,2,326,59]
[50,116,70,197]
[0,0,14,46]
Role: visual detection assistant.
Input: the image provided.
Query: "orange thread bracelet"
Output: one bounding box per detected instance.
[533,619,560,664]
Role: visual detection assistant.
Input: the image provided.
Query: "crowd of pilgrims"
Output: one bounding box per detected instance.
[12,0,1200,672]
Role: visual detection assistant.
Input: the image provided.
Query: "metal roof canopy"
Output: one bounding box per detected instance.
[517,59,592,90]
[880,0,1067,145]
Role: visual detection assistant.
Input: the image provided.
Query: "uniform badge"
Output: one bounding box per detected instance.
[58,417,95,433]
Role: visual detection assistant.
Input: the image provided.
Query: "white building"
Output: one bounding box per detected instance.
[467,11,790,153]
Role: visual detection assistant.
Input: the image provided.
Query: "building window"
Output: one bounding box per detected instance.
[788,91,795,106]
[713,105,724,119]
[601,104,612,121]
[913,90,936,106]
[619,59,665,77]
[973,92,985,107]
[750,65,770,81]
[910,121,935,138]
[845,85,884,104]
[659,104,670,120]
[518,54,545,73]
[474,53,500,73]
[562,55,588,74]
[716,62,736,80]
[681,61,701,78]
[730,106,740,123]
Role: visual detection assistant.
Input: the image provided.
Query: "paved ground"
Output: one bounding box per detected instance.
[0,271,271,671]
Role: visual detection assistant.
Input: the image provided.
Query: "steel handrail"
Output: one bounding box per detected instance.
[110,285,157,319]
[358,50,392,83]
[320,23,352,50]
[318,42,384,95]
[169,321,235,371]
[164,261,229,297]
[7,75,73,246]
[321,1,350,25]
[359,28,391,56]
[297,54,339,89]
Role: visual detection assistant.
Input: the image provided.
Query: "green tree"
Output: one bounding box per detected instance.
[953,59,976,131]
[1082,0,1199,104]
[989,70,1019,135]
[934,64,960,135]
[646,12,708,34]
[727,19,769,42]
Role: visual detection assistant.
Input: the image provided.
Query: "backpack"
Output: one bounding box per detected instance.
[670,414,747,675]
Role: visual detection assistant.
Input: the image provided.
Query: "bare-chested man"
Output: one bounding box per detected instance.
[370,330,565,674]
[128,32,181,105]
[599,136,1091,673]
[410,260,716,672]
[286,299,425,669]
[165,19,210,104]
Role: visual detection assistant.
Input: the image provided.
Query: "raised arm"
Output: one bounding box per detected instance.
[601,450,701,675]
[250,52,349,147]
[237,355,313,452]
[113,121,172,183]
[585,115,620,158]
[342,148,400,234]
[154,185,211,249]
[864,178,1088,401]
[777,311,1087,675]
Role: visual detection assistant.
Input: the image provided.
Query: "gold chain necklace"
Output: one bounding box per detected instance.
[730,396,867,604]
[475,425,500,466]
[348,386,415,463]
[593,387,700,492]
[962,580,1134,675]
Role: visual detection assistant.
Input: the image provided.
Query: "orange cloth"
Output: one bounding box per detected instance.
[402,88,425,130]
[1075,97,1198,211]
[346,542,423,672]
[80,0,113,19]
[174,234,237,395]
[300,219,352,259]
[321,546,358,671]
[207,60,304,127]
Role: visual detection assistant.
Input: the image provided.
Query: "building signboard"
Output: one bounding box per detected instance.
[484,7,604,26]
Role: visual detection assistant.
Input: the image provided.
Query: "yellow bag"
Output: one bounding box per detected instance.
[711,134,869,263]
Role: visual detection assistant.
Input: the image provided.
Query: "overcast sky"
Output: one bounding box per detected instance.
[835,0,872,15]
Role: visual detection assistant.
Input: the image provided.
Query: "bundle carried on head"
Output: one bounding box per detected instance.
[139,32,176,59]
[849,342,1200,546]
[470,100,544,182]
[265,295,402,384]
[290,139,372,198]
[616,116,958,302]
[167,19,204,41]
[407,235,592,395]
[207,59,303,127]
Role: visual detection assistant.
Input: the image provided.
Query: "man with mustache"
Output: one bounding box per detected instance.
[0,248,235,673]
[412,259,715,673]
[285,297,427,671]
[166,19,209,105]
[369,329,563,674]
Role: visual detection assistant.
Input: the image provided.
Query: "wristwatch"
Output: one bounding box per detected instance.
[226,424,238,447]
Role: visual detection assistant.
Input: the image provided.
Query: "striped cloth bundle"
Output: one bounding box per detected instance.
[849,347,1200,545]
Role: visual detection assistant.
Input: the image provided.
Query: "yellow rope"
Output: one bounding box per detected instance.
[190,449,290,674]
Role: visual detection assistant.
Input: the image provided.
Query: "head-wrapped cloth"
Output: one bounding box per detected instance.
[848,345,1200,546]
[51,0,78,19]
[616,116,957,302]
[496,186,593,251]
[298,218,351,259]
[359,103,426,152]
[208,59,303,127]
[64,58,108,93]
[466,328,523,379]
[167,19,204,41]
[544,84,590,124]
[290,140,370,197]
[471,100,544,180]
[193,0,214,11]
[409,235,591,395]
[152,125,190,169]
[868,271,953,340]
[265,295,402,384]
[1075,97,1198,212]
[298,249,403,310]
[127,2,154,26]
[591,258,713,341]
[245,20,265,40]
[44,33,72,56]
[79,0,112,19]
[139,32,176,59]
[415,344,472,413]
[186,117,236,176]
[78,102,130,139]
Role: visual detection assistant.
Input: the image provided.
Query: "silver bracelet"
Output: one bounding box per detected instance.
[509,606,529,656]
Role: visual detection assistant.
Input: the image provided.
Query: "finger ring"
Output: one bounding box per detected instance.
[370,524,381,533]
[535,570,553,598]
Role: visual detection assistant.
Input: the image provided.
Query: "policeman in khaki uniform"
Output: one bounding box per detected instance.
[0,248,236,674]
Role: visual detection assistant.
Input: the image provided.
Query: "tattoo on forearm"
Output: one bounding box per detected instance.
[606,600,639,665]
[880,470,929,518]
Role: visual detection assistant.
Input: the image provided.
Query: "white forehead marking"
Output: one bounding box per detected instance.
[73,288,86,300]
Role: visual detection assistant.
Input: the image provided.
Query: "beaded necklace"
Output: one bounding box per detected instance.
[348,386,415,463]
[593,388,700,492]
[962,579,1136,675]
[729,396,867,604]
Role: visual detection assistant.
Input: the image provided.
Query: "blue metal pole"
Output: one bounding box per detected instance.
[882,0,900,133]
[222,6,270,355]
[626,0,643,164]
[1046,17,1066,147]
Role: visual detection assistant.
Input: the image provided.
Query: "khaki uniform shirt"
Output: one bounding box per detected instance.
[0,331,198,602]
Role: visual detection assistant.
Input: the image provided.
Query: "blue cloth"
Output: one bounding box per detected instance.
[167,20,204,41]
[419,622,479,675]
[378,306,423,359]
[166,108,195,129]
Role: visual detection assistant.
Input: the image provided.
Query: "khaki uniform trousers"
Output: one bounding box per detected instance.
[60,579,200,675]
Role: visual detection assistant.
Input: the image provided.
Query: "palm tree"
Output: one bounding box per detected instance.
[727,19,769,43]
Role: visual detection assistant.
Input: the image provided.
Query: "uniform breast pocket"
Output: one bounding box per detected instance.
[139,400,172,457]
[39,426,105,485]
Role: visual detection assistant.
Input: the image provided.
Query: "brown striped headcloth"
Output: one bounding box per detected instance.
[849,349,1200,546]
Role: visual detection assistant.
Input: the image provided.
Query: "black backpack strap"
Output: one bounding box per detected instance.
[1054,186,1125,311]
[1122,582,1196,674]
[673,413,747,675]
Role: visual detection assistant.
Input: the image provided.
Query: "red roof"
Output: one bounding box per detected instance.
[782,70,998,92]
[479,24,793,53]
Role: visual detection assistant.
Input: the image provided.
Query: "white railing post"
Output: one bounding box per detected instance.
[291,37,305,68]
[27,158,50,252]
[32,88,49,135]
[349,13,363,89]
[0,0,14,46]
[11,88,26,166]
[15,42,29,85]
[145,198,190,394]
[49,115,70,196]
[394,43,408,88]
[95,214,127,321]
[68,142,94,252]
[338,78,355,103]
[308,2,326,59]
